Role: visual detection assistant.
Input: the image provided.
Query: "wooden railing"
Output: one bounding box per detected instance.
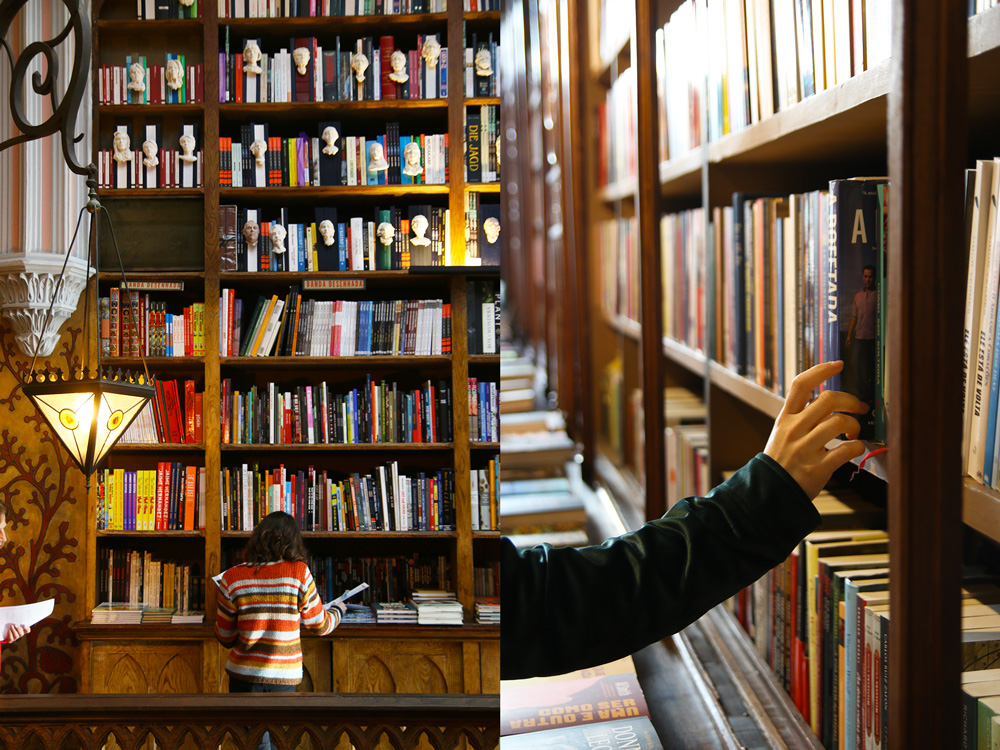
[0,693,500,750]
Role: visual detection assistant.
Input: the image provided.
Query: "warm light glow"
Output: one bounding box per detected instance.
[59,409,79,430]
[107,410,123,431]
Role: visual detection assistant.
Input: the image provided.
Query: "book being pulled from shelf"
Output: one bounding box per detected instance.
[372,601,418,624]
[474,596,498,624]
[217,0,446,20]
[221,289,447,357]
[220,32,447,103]
[412,589,462,625]
[91,602,147,624]
[99,54,203,104]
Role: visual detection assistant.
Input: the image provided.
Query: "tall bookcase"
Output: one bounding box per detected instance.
[506,0,982,745]
[78,0,501,696]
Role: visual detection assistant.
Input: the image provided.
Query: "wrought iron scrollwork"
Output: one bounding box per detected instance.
[0,0,91,176]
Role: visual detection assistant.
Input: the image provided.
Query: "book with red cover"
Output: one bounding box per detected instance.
[194,392,203,443]
[184,465,196,530]
[155,462,167,531]
[184,380,196,443]
[379,36,395,100]
[165,380,185,444]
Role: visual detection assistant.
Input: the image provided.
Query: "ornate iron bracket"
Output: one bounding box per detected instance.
[0,0,91,176]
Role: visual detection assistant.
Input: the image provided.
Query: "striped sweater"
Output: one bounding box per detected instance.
[215,560,339,685]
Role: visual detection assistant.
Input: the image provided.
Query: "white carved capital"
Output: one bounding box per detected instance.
[0,253,94,357]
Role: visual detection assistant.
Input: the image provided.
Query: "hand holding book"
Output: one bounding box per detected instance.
[764,360,868,500]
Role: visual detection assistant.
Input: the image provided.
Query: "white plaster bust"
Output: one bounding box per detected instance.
[352,52,369,83]
[484,217,500,244]
[165,58,184,91]
[112,131,132,164]
[402,140,423,177]
[292,47,310,76]
[179,134,197,163]
[321,126,339,156]
[242,220,259,252]
[475,48,493,77]
[389,50,408,83]
[422,37,441,69]
[270,223,287,254]
[319,220,335,246]
[368,142,389,172]
[250,138,267,167]
[141,139,159,168]
[243,41,262,74]
[410,214,430,247]
[377,222,395,246]
[127,62,145,92]
[179,0,194,6]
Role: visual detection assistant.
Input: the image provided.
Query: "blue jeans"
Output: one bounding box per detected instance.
[228,676,297,750]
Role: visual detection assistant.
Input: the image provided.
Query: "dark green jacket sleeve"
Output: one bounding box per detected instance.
[500,453,821,680]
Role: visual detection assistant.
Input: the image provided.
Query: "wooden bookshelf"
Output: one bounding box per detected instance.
[84,0,500,698]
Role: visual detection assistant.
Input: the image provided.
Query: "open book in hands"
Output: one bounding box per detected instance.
[325,582,369,611]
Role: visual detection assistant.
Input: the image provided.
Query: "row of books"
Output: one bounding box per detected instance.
[465,104,498,183]
[101,290,206,357]
[220,204,449,272]
[661,208,705,353]
[96,464,207,531]
[219,126,448,186]
[220,462,456,532]
[91,602,204,625]
[597,66,637,188]
[220,33,448,103]
[657,0,891,160]
[464,35,498,98]
[136,0,200,19]
[97,551,202,616]
[470,455,498,531]
[597,216,639,323]
[221,292,449,357]
[218,0,445,19]
[467,280,499,355]
[664,387,709,510]
[710,179,889,442]
[220,377,454,445]
[468,377,498,442]
[464,193,501,266]
[96,146,204,189]
[601,357,625,460]
[463,0,497,9]
[120,380,203,445]
[98,58,204,105]
[473,562,498,597]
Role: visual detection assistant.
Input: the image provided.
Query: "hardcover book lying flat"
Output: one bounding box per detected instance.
[499,716,662,749]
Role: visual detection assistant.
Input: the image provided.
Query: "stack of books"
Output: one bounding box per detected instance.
[341,604,376,625]
[412,589,462,626]
[171,611,205,625]
[91,602,147,624]
[371,601,417,625]
[141,607,175,625]
[474,596,499,625]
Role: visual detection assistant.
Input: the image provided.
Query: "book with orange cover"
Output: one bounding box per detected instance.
[184,465,196,531]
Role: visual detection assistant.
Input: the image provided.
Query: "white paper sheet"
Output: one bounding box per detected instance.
[0,599,53,630]
[327,582,369,609]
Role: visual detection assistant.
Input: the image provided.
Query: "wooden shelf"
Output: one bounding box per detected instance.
[463,10,500,21]
[964,477,1000,544]
[602,312,641,341]
[220,443,454,451]
[708,361,784,419]
[218,12,448,31]
[219,270,446,284]
[469,354,501,364]
[221,355,452,368]
[594,35,630,84]
[662,337,706,376]
[73,621,498,639]
[99,188,204,198]
[472,531,501,539]
[98,104,204,115]
[659,150,703,199]
[219,185,449,199]
[465,98,500,106]
[465,183,500,193]
[96,530,204,537]
[219,100,448,120]
[220,530,457,539]
[113,443,205,451]
[98,271,204,282]
[597,178,637,203]
[95,19,202,31]
[103,356,204,367]
[470,442,499,450]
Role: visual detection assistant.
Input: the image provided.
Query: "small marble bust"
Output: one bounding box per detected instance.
[319,220,335,246]
[250,138,267,168]
[368,142,389,172]
[484,217,500,244]
[141,139,159,168]
[179,0,194,7]
[112,131,132,164]
[242,220,259,253]
[352,52,369,83]
[243,41,262,75]
[179,133,197,163]
[389,50,408,84]
[402,141,423,177]
[410,214,431,247]
[292,47,310,76]
[422,37,441,69]
[270,223,287,254]
[475,48,493,77]
[377,222,395,246]
[321,126,339,156]
[165,58,184,91]
[127,62,146,92]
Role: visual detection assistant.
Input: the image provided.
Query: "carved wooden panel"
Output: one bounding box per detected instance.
[90,644,202,693]
[478,642,499,694]
[334,639,463,694]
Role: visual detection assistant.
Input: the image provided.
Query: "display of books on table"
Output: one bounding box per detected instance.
[411,589,463,626]
[171,610,205,625]
[372,601,418,624]
[91,602,147,624]
[475,596,500,624]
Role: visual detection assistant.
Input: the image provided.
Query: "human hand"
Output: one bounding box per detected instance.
[3,623,29,644]
[332,602,347,618]
[763,360,868,501]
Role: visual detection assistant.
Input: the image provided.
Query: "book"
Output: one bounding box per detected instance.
[498,716,663,749]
